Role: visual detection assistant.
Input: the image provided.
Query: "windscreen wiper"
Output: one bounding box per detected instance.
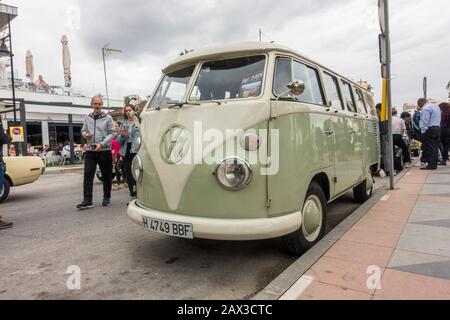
[167,102,201,109]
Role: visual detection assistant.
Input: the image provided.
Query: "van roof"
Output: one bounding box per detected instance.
[163,41,370,92]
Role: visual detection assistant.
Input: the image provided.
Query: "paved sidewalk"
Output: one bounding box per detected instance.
[284,166,450,300]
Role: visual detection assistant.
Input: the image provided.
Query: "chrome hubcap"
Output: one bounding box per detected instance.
[302,195,323,242]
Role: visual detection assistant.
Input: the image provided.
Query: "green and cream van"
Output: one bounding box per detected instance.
[128,42,380,255]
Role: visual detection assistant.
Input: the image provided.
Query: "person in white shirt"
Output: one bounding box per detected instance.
[392,108,411,166]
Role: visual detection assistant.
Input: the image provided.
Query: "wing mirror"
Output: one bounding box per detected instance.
[287,80,305,96]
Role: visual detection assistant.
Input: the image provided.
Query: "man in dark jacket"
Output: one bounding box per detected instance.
[77,96,115,210]
[0,115,13,229]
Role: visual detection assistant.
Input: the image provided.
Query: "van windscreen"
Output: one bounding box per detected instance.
[190,55,266,102]
[149,65,196,110]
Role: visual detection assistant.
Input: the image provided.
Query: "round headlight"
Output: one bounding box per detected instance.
[215,157,253,191]
[131,155,143,183]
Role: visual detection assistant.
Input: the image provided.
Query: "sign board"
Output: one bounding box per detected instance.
[378,0,386,34]
[379,34,387,64]
[9,126,24,143]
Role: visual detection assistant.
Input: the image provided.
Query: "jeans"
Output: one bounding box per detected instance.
[83,151,112,202]
[440,127,450,162]
[123,152,137,196]
[422,127,441,169]
[393,134,411,164]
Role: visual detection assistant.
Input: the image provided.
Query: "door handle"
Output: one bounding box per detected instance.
[325,129,335,136]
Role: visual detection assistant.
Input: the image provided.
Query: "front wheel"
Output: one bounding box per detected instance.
[282,182,328,256]
[0,179,11,203]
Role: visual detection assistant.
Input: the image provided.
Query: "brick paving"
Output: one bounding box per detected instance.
[287,166,450,300]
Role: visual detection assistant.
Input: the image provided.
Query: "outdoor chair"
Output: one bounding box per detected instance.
[44,151,55,167]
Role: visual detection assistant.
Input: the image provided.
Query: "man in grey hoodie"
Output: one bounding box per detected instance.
[77,96,115,210]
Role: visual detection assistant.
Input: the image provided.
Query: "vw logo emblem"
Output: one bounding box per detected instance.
[160,125,191,164]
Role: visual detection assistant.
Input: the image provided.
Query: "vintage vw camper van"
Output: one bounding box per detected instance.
[128,42,380,255]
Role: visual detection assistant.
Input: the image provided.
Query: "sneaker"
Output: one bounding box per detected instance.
[76,201,93,211]
[0,220,13,230]
[102,198,111,207]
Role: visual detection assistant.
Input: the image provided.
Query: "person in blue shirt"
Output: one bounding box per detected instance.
[412,98,426,142]
[420,99,442,170]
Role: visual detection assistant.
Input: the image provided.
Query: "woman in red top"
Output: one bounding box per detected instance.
[111,122,123,185]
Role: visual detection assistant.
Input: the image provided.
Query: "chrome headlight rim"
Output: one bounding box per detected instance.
[136,136,142,151]
[214,157,253,191]
[131,155,143,183]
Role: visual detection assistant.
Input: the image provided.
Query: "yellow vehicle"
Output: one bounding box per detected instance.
[1,157,45,203]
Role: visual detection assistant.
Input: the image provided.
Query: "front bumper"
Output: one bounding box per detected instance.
[127,200,302,241]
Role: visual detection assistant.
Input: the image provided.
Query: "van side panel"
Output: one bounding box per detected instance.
[267,106,335,216]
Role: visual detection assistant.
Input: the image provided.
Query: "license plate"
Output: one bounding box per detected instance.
[142,217,194,239]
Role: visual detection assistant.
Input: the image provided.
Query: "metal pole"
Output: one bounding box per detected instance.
[19,100,27,156]
[8,14,17,123]
[384,0,394,190]
[259,28,262,42]
[68,114,75,165]
[423,77,427,99]
[102,48,111,112]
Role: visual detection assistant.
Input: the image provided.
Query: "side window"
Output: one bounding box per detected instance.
[323,72,344,110]
[293,61,325,105]
[273,58,292,95]
[355,88,368,114]
[341,81,356,113]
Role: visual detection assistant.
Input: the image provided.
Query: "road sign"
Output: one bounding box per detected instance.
[378,0,386,34]
[9,126,24,143]
[379,34,387,64]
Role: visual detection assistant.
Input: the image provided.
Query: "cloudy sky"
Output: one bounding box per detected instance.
[4,0,450,106]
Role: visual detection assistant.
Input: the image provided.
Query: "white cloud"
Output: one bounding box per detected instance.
[4,0,450,106]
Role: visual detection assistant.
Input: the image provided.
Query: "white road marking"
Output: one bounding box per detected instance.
[279,275,314,300]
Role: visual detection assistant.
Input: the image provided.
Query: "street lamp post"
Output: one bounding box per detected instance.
[379,0,395,190]
[102,45,122,112]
